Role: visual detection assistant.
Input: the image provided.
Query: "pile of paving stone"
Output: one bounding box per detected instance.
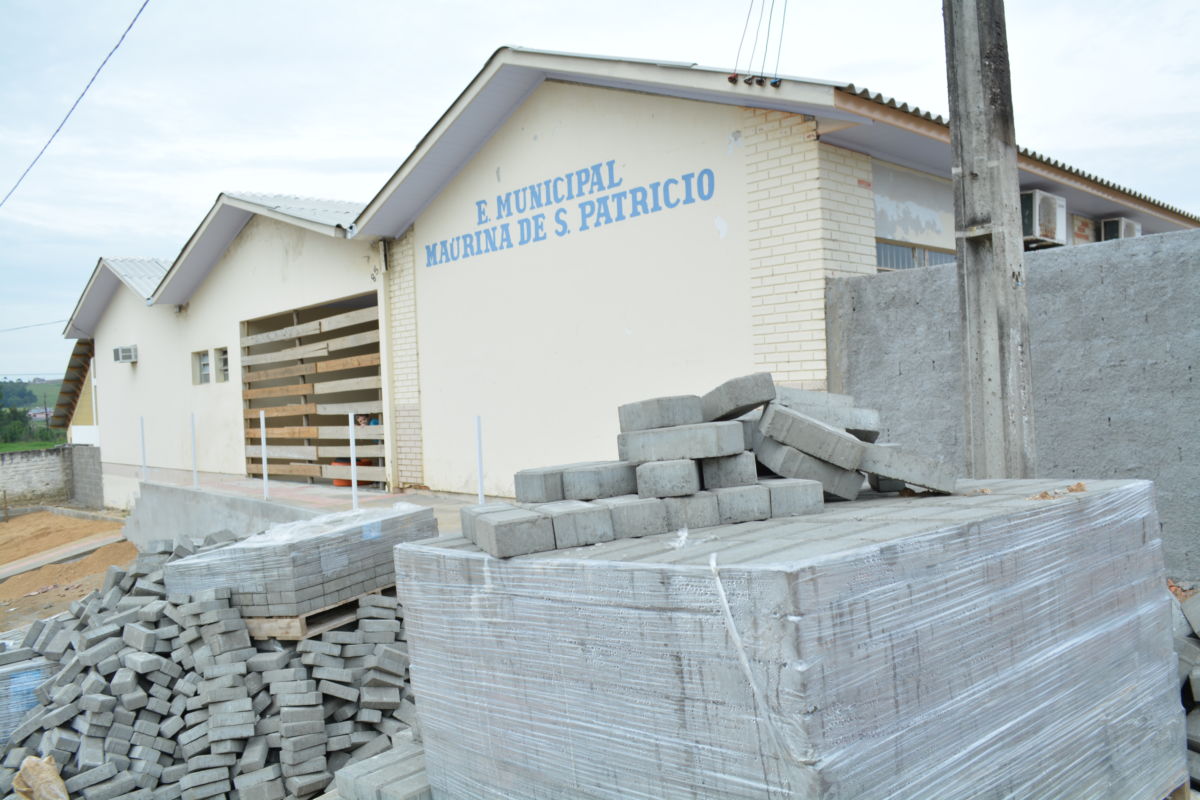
[1171,591,1200,788]
[465,371,957,559]
[0,533,417,800]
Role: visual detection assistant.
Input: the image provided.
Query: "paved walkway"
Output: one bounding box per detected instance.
[0,531,125,581]
[109,463,499,535]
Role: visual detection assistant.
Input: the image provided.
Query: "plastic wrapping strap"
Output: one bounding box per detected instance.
[709,552,816,796]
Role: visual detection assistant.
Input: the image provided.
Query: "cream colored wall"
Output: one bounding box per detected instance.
[410,81,754,496]
[744,110,876,390]
[91,216,380,505]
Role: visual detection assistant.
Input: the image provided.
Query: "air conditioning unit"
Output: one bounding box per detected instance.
[1020,190,1067,247]
[113,345,138,364]
[1100,217,1142,241]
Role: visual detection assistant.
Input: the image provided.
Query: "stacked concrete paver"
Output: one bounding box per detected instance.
[1170,593,1200,789]
[396,478,1185,799]
[472,372,956,559]
[0,508,429,800]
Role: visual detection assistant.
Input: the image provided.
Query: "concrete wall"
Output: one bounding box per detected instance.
[408,82,757,496]
[0,444,102,507]
[121,482,318,550]
[827,229,1200,578]
[0,447,71,505]
[90,216,381,484]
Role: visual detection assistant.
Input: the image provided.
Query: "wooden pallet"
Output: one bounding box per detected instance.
[244,585,396,641]
[1166,781,1190,800]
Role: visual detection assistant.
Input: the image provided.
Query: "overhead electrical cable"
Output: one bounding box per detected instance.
[759,0,777,78]
[733,0,757,76]
[0,0,152,212]
[0,319,68,334]
[746,0,768,78]
[772,0,789,81]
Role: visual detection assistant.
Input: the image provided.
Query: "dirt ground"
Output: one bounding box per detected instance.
[0,512,134,633]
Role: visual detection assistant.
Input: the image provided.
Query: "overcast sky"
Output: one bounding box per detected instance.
[1,0,1196,381]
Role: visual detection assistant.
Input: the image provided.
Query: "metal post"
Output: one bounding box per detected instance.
[943,0,1036,478]
[475,415,485,505]
[348,413,359,512]
[259,410,269,499]
[139,416,147,482]
[190,412,199,489]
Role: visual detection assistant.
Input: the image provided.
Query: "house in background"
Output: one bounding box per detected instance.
[55,194,382,509]
[54,48,1199,505]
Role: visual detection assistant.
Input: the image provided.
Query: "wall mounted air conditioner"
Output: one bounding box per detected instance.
[113,345,138,364]
[1100,217,1142,241]
[1020,190,1067,247]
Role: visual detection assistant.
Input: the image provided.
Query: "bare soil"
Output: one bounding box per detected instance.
[0,512,134,633]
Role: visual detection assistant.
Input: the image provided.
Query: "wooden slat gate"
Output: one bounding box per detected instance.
[242,297,387,486]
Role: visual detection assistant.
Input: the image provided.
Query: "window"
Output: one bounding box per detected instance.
[192,350,211,385]
[215,347,230,382]
[876,240,956,271]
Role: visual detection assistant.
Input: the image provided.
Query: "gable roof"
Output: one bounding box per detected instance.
[152,192,363,306]
[49,338,94,430]
[63,257,171,339]
[351,47,1197,241]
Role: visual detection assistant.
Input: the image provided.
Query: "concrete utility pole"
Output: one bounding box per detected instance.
[943,0,1037,478]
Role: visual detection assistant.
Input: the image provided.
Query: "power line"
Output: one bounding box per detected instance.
[0,319,68,334]
[0,0,152,212]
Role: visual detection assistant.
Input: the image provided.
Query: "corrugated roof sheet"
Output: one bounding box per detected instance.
[841,84,1200,224]
[101,257,170,299]
[224,192,362,228]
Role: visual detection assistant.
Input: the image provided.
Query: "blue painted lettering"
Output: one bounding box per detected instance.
[662,178,680,209]
[593,196,614,228]
[496,192,513,219]
[629,186,649,217]
[424,242,439,267]
[697,168,715,200]
[681,172,696,204]
[611,190,627,221]
[554,207,570,236]
[605,160,623,189]
[475,200,489,225]
[578,199,595,231]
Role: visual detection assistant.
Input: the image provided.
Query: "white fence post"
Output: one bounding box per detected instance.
[475,415,485,505]
[259,410,269,500]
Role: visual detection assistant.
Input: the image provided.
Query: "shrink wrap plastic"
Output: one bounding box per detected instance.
[0,657,56,746]
[395,479,1185,799]
[165,503,437,616]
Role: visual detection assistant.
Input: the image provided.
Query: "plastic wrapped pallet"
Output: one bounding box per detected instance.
[0,656,56,746]
[394,479,1185,800]
[166,504,437,616]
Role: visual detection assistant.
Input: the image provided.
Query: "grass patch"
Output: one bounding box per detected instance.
[0,441,63,453]
[28,382,61,408]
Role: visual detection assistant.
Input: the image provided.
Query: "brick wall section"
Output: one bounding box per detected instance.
[69,444,103,508]
[743,108,876,389]
[385,231,424,486]
[0,447,70,504]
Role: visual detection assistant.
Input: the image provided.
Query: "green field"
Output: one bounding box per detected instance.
[0,440,62,453]
[28,381,61,408]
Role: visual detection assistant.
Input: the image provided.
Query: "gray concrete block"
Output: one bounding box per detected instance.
[618,422,744,463]
[64,762,119,793]
[360,686,401,710]
[701,372,776,421]
[700,451,757,489]
[534,500,615,549]
[859,441,957,494]
[459,502,517,543]
[755,436,864,501]
[759,478,824,518]
[593,496,670,539]
[474,509,555,559]
[618,395,704,432]
[82,772,138,800]
[636,459,701,498]
[237,778,284,800]
[662,492,721,531]
[758,402,865,470]
[713,485,771,524]
[561,461,638,500]
[514,464,577,503]
[774,385,881,441]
